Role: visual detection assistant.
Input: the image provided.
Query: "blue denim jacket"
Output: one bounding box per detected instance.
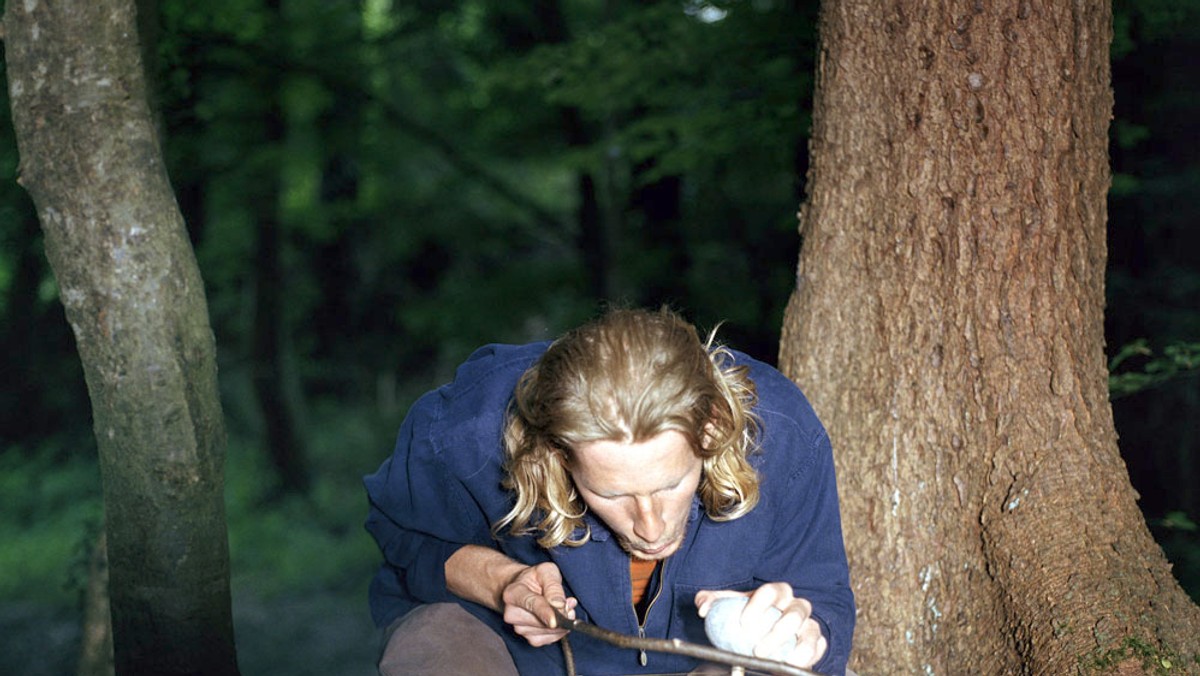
[365,342,855,675]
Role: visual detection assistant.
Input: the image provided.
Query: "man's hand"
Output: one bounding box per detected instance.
[695,583,827,669]
[446,545,577,647]
[501,562,578,646]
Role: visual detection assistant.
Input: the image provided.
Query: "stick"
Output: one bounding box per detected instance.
[553,609,824,676]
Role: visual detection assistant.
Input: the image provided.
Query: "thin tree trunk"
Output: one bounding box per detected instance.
[779,0,1200,673]
[251,196,310,494]
[500,0,610,303]
[250,0,310,495]
[76,530,113,676]
[629,169,688,306]
[4,2,240,673]
[570,121,609,302]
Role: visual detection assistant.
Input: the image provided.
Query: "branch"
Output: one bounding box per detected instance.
[553,609,824,676]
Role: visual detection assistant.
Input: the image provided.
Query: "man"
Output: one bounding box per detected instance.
[365,308,855,675]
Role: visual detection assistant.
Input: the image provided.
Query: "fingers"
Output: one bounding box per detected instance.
[694,583,788,623]
[737,582,792,650]
[502,592,571,646]
[698,583,828,668]
[785,620,827,668]
[757,598,825,667]
[743,581,792,618]
[768,600,827,668]
[694,588,749,618]
[501,562,577,646]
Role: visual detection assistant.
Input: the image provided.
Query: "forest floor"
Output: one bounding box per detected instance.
[0,585,378,676]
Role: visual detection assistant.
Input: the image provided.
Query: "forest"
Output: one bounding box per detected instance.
[1,0,1197,674]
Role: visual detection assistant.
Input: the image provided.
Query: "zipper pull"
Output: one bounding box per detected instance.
[638,627,648,666]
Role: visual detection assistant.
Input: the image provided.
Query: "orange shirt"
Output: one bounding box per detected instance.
[630,558,659,607]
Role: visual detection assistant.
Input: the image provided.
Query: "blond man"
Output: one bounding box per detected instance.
[365,308,854,675]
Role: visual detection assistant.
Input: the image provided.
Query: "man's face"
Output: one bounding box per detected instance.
[569,431,703,561]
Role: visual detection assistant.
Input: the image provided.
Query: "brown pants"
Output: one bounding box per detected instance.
[379,603,519,676]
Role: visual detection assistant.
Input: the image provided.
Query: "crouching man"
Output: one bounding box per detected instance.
[365,308,855,675]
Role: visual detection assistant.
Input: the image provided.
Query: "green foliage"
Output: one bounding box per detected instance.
[223,397,395,596]
[0,400,385,605]
[1109,339,1200,399]
[0,0,826,626]
[1155,512,1199,532]
[487,1,809,181]
[1112,0,1200,58]
[0,444,102,604]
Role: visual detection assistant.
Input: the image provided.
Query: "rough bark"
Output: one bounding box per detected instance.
[4,1,240,674]
[779,0,1200,674]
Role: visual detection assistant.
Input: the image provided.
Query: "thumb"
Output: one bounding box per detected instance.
[694,589,749,618]
[537,564,567,601]
[534,563,567,625]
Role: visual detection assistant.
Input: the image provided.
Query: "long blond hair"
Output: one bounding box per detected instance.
[495,307,760,549]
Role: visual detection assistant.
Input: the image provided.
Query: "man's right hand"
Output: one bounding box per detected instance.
[501,562,577,646]
[446,545,577,647]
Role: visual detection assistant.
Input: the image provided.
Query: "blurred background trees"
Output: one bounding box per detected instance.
[0,0,1196,673]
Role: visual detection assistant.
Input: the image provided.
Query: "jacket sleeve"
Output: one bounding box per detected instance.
[363,389,498,613]
[756,412,856,676]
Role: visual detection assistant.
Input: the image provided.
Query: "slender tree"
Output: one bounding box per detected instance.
[779,0,1200,673]
[249,0,311,496]
[4,1,240,674]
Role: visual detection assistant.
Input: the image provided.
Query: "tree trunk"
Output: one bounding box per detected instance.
[76,530,114,676]
[4,2,240,674]
[249,0,310,496]
[250,194,310,495]
[495,0,611,303]
[629,169,688,306]
[778,1,1200,673]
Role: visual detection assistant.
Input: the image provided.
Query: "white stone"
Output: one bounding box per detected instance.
[704,596,794,661]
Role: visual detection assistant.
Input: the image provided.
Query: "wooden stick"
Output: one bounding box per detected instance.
[553,609,824,676]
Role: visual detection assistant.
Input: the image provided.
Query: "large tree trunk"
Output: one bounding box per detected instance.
[4,2,240,674]
[779,1,1200,673]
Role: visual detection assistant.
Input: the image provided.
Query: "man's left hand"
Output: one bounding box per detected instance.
[695,583,827,669]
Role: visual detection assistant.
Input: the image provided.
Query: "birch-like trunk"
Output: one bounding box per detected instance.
[4,2,240,673]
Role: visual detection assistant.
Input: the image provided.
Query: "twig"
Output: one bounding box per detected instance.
[562,634,576,676]
[554,609,824,676]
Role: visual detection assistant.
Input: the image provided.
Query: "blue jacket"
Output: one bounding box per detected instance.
[364,342,855,675]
